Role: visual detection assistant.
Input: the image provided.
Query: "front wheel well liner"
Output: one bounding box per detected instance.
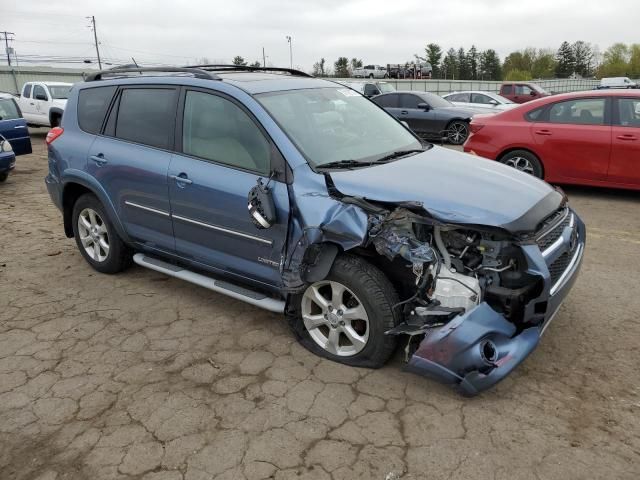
[62,183,93,237]
[497,148,545,178]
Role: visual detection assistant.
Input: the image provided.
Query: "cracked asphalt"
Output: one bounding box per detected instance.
[1,131,639,480]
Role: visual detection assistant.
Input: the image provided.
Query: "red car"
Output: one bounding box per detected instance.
[499,82,551,103]
[464,90,640,190]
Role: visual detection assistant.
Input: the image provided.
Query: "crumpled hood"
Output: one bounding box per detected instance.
[328,146,563,233]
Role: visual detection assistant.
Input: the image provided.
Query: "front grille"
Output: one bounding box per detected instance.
[548,250,572,285]
[536,208,570,251]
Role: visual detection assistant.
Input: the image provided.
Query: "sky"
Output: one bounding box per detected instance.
[2,0,639,71]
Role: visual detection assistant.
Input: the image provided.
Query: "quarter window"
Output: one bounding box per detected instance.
[616,98,640,127]
[548,98,606,125]
[182,91,271,174]
[115,88,176,149]
[78,86,117,134]
[23,84,32,98]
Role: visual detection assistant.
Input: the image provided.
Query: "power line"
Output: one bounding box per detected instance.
[1,31,15,66]
[87,16,102,69]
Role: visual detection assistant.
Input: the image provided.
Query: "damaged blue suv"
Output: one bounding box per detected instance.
[45,66,585,395]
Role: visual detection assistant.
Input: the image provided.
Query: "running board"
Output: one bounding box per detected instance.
[133,253,285,313]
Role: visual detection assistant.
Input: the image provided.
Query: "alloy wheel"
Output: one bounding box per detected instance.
[504,156,535,175]
[301,280,370,357]
[447,122,468,144]
[77,208,109,262]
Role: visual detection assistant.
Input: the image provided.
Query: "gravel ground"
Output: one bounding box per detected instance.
[0,131,639,480]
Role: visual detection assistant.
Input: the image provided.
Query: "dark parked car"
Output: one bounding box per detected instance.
[499,82,551,104]
[45,66,584,395]
[0,93,32,157]
[372,91,492,144]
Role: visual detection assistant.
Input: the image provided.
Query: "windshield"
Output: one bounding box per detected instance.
[257,87,422,168]
[0,98,20,120]
[378,83,395,93]
[421,92,453,109]
[493,93,514,104]
[47,85,71,99]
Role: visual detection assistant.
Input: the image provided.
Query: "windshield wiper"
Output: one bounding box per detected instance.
[316,148,427,171]
[316,159,367,170]
[372,149,426,163]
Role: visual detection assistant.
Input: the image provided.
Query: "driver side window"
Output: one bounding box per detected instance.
[182,91,271,175]
[471,93,492,104]
[33,85,48,100]
[401,94,424,109]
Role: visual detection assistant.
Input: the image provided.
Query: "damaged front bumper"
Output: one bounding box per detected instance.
[405,216,585,396]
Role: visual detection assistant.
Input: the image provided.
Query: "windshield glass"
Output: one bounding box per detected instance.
[0,98,20,120]
[257,87,422,168]
[47,85,71,99]
[378,83,395,93]
[421,92,453,109]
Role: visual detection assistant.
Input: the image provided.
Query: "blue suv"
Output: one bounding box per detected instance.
[46,66,585,395]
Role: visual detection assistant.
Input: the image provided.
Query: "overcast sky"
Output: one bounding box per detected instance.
[3,0,638,71]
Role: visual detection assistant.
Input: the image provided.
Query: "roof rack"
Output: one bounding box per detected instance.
[85,66,221,82]
[184,64,312,78]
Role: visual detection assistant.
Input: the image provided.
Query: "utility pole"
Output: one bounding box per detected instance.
[285,35,292,69]
[87,16,102,69]
[262,47,266,68]
[1,32,15,66]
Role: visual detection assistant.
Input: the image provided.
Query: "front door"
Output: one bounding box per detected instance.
[86,86,178,253]
[399,93,438,137]
[532,97,611,181]
[0,97,32,155]
[32,84,50,124]
[609,97,640,185]
[168,88,289,287]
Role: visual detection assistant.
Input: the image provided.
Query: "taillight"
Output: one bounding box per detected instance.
[470,123,484,134]
[46,127,64,145]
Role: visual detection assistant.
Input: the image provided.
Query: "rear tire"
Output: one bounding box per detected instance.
[72,193,132,274]
[499,150,543,178]
[0,173,8,183]
[287,254,400,368]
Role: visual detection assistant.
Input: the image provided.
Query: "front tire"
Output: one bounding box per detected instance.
[368,74,374,79]
[287,254,400,368]
[0,173,8,182]
[72,193,131,274]
[446,120,469,145]
[499,150,543,178]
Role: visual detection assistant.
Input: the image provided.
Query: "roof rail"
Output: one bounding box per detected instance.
[85,66,221,82]
[184,64,312,78]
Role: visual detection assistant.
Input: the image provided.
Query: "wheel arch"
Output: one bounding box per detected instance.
[497,147,545,178]
[61,175,131,243]
[49,107,64,128]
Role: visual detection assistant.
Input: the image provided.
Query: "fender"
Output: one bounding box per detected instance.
[49,107,64,127]
[61,169,132,244]
[300,243,340,283]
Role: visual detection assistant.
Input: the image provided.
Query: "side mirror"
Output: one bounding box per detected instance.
[489,99,499,106]
[248,177,276,229]
[35,93,47,101]
[417,102,431,111]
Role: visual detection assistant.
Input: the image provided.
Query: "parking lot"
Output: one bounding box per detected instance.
[1,130,639,480]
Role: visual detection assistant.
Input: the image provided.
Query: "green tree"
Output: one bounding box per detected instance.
[312,58,326,76]
[504,69,532,81]
[334,57,350,77]
[598,43,631,77]
[467,45,479,80]
[249,61,261,68]
[573,41,594,77]
[457,47,470,80]
[479,49,502,80]
[232,56,247,66]
[441,48,458,79]
[555,41,576,78]
[531,49,556,78]
[349,58,363,75]
[424,43,443,78]
[630,44,640,78]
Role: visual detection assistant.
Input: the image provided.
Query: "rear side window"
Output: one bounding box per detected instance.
[447,93,470,102]
[182,91,271,174]
[373,94,399,108]
[548,98,606,125]
[23,84,32,98]
[502,85,513,95]
[115,88,176,150]
[0,98,21,120]
[78,86,117,134]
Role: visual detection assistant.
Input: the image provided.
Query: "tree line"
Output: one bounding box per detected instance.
[309,42,640,80]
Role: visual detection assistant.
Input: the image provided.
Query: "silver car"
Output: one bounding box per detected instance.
[443,91,518,111]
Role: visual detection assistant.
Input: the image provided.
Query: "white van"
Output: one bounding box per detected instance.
[599,77,638,89]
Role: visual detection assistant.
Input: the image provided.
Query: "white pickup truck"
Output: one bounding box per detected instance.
[352,65,388,79]
[17,82,72,128]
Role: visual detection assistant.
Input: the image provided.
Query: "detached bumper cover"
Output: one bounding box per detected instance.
[407,215,585,396]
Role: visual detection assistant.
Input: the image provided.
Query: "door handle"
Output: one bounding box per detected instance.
[616,134,637,141]
[14,125,25,129]
[400,110,409,115]
[535,130,552,136]
[90,154,108,166]
[30,102,35,105]
[170,174,193,185]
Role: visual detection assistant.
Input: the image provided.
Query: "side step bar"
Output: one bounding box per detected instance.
[133,253,285,313]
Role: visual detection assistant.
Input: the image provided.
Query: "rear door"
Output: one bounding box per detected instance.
[168,88,289,286]
[19,84,37,122]
[609,96,640,185]
[532,97,611,181]
[87,86,178,253]
[0,97,32,155]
